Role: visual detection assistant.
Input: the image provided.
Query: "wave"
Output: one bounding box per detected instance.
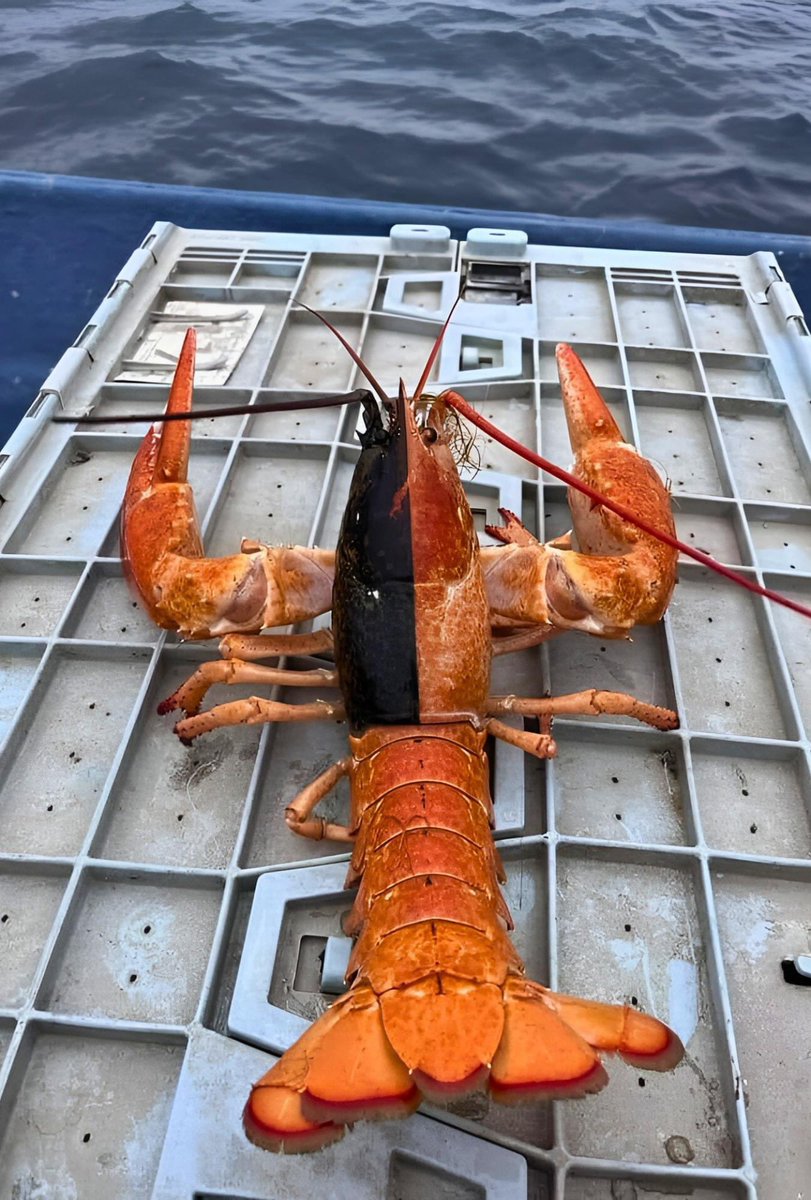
[0,0,809,233]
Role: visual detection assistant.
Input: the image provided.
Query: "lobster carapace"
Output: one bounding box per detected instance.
[334,385,491,730]
[122,328,684,1153]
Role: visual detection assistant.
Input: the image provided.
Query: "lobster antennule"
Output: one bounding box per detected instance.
[411,293,461,404]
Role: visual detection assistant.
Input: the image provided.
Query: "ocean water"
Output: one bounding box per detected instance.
[1,0,810,233]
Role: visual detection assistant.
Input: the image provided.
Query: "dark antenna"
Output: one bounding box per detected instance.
[52,389,374,425]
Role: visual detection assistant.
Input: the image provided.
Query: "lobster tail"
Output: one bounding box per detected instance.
[244,726,683,1147]
[244,1082,344,1155]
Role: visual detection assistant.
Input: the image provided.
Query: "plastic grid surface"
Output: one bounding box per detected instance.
[0,224,810,1199]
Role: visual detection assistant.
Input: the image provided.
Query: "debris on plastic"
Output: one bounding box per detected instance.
[116,301,263,386]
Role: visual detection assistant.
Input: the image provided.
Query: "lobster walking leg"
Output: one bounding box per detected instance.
[491,626,563,656]
[219,630,334,661]
[285,757,353,842]
[173,696,344,744]
[158,661,338,718]
[487,717,557,759]
[489,690,678,731]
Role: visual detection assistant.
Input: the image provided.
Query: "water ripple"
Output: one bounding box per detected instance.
[0,0,809,232]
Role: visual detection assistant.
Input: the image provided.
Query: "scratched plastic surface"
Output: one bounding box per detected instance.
[0,227,810,1199]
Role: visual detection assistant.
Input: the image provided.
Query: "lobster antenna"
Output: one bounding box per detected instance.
[443,390,811,622]
[294,301,389,406]
[411,293,462,403]
[52,389,372,425]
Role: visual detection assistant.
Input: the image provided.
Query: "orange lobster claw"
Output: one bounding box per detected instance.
[120,328,335,640]
[483,343,678,638]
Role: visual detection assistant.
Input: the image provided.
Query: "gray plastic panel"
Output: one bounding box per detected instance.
[1,225,810,1199]
[152,1028,527,1199]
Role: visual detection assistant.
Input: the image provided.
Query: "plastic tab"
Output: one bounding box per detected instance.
[389,223,451,252]
[383,272,458,318]
[465,228,528,258]
[321,935,353,994]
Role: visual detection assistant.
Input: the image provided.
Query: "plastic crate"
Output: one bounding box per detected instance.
[0,223,810,1198]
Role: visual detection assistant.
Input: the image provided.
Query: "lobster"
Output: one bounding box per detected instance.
[121,322,685,1154]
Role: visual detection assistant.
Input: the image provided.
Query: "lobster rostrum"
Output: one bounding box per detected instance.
[122,323,685,1155]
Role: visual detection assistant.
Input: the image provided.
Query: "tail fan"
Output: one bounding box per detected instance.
[244,975,683,1150]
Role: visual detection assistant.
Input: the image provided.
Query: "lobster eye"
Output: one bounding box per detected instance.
[422,426,438,445]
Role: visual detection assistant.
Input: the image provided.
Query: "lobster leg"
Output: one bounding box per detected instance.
[121,329,335,641]
[285,758,354,842]
[491,626,562,656]
[158,661,339,718]
[219,630,334,661]
[173,696,345,745]
[489,690,678,732]
[480,344,678,639]
[488,717,557,759]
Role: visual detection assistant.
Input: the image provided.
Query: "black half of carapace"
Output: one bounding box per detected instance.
[332,392,419,731]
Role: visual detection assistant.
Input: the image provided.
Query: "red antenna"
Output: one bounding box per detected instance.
[294,302,389,405]
[411,294,462,403]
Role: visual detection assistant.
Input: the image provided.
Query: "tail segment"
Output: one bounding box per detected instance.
[244,727,683,1153]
